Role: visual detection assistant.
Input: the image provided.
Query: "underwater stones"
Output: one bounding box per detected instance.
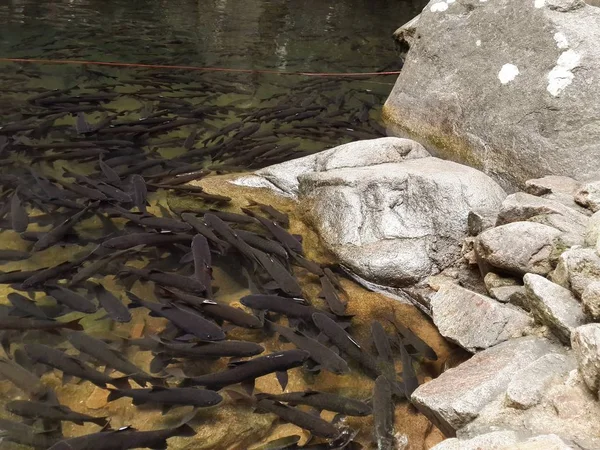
[475,222,561,276]
[233,137,430,197]
[523,273,587,344]
[411,336,558,436]
[383,0,600,189]
[429,430,521,450]
[430,284,532,352]
[575,180,600,212]
[552,247,600,298]
[571,324,600,395]
[300,157,506,288]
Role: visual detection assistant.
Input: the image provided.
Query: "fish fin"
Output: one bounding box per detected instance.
[74,419,85,426]
[276,371,288,391]
[64,318,83,330]
[149,443,168,450]
[22,418,36,426]
[241,378,255,395]
[174,423,196,437]
[227,358,248,367]
[110,376,131,390]
[107,389,123,403]
[150,355,170,374]
[92,417,109,427]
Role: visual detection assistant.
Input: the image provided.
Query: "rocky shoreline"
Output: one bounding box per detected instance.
[232,136,600,449]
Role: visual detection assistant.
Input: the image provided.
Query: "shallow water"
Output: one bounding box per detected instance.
[0,1,457,449]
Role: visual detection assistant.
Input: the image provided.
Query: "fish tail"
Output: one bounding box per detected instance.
[109,376,131,390]
[63,318,84,331]
[107,389,124,402]
[92,416,109,427]
[174,423,196,437]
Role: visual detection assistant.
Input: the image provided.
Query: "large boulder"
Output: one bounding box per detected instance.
[383,0,600,190]
[299,156,506,287]
[571,323,600,395]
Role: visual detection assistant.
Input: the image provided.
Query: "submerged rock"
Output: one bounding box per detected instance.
[430,284,532,352]
[383,0,600,189]
[411,336,560,436]
[523,273,587,344]
[571,323,600,395]
[475,222,561,276]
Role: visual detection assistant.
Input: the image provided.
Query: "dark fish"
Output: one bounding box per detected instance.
[164,288,262,329]
[24,344,130,389]
[246,200,289,227]
[0,317,82,331]
[201,209,257,225]
[138,215,192,232]
[236,230,288,259]
[57,180,108,201]
[10,191,28,233]
[33,202,96,252]
[192,234,212,295]
[251,214,303,254]
[266,321,349,375]
[107,386,222,410]
[21,249,93,288]
[399,339,419,398]
[319,276,347,316]
[131,174,148,213]
[0,357,47,398]
[241,295,335,323]
[0,249,29,262]
[389,318,437,361]
[99,156,121,185]
[7,292,49,319]
[289,251,324,276]
[47,286,98,313]
[312,313,380,379]
[103,233,191,250]
[373,376,395,450]
[127,292,224,341]
[121,267,206,294]
[6,400,108,426]
[371,321,396,382]
[69,246,135,287]
[95,181,132,203]
[47,422,196,450]
[135,336,264,359]
[93,284,132,322]
[0,268,46,284]
[181,213,229,249]
[257,391,371,416]
[252,248,303,297]
[66,331,159,387]
[180,349,309,391]
[256,398,340,439]
[0,418,60,448]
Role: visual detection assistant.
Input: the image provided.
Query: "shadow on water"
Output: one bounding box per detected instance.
[0,1,459,449]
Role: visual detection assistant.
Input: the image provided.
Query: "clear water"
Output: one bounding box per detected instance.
[0,1,454,449]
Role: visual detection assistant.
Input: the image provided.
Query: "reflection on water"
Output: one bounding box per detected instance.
[0,1,452,449]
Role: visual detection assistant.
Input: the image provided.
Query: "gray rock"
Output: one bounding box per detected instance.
[232,137,430,197]
[468,207,498,236]
[552,247,600,298]
[583,211,600,246]
[431,284,532,352]
[506,435,576,450]
[506,353,575,409]
[430,431,521,450]
[571,323,600,395]
[411,336,560,436]
[484,272,522,290]
[581,281,600,319]
[523,273,587,344]
[475,222,561,276]
[525,176,581,197]
[484,272,525,303]
[492,285,528,305]
[383,0,600,189]
[300,156,506,287]
[576,180,600,212]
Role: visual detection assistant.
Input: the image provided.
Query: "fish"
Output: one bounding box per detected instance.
[0,249,30,262]
[0,418,60,448]
[66,331,161,387]
[107,386,223,410]
[120,267,206,294]
[131,174,148,213]
[236,229,288,259]
[256,398,340,439]
[289,251,324,276]
[181,213,229,249]
[163,288,263,329]
[93,283,132,322]
[10,190,28,233]
[246,213,303,254]
[21,249,94,288]
[0,268,47,284]
[102,232,192,250]
[33,202,97,252]
[252,248,303,297]
[399,338,419,398]
[388,317,437,361]
[319,276,347,316]
[266,321,349,375]
[47,286,98,313]
[0,317,83,331]
[69,246,136,287]
[203,213,257,260]
[256,391,372,416]
[134,336,264,359]
[373,376,395,450]
[241,295,333,323]
[246,200,289,228]
[47,422,196,450]
[371,321,396,380]
[0,357,48,398]
[98,156,121,185]
[127,292,225,341]
[6,400,108,426]
[24,343,130,389]
[191,234,212,295]
[7,293,50,320]
[179,349,309,392]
